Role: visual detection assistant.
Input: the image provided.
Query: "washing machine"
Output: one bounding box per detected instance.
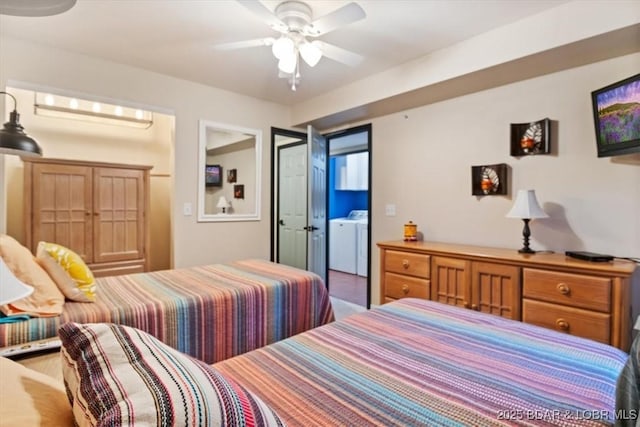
[329,219,356,274]
[329,210,368,275]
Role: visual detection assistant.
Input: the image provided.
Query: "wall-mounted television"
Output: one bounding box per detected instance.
[591,73,640,158]
[205,164,222,187]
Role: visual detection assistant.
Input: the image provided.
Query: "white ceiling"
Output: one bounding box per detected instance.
[0,0,572,106]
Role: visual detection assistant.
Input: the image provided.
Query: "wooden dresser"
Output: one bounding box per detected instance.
[377,240,637,351]
[23,158,152,277]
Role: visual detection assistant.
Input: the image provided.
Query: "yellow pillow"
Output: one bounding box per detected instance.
[0,234,64,317]
[36,242,96,303]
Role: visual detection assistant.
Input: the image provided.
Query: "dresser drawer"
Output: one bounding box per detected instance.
[384,250,430,278]
[523,299,610,344]
[522,269,611,312]
[384,272,430,300]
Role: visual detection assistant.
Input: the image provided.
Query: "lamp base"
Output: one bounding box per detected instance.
[518,247,536,254]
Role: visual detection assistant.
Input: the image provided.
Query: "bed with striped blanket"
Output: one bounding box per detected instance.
[214,298,628,426]
[0,259,333,363]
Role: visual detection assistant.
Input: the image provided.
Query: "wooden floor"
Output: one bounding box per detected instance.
[328,269,367,307]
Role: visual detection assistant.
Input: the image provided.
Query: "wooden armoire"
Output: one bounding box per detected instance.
[23,158,152,277]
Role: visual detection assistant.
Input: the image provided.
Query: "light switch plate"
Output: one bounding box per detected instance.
[183,202,192,216]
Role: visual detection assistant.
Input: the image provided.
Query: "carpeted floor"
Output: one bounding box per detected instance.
[330,297,367,320]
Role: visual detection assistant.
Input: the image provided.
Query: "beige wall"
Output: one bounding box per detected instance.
[0,37,290,268]
[368,52,640,304]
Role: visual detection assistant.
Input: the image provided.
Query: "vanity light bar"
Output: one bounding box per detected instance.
[33,92,153,129]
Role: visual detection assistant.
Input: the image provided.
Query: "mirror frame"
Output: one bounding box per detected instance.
[197,120,262,222]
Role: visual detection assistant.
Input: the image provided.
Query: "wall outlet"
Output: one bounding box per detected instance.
[385,204,396,216]
[183,202,192,216]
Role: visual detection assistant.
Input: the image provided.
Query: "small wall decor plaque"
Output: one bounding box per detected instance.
[227,168,237,183]
[510,118,551,156]
[234,184,244,199]
[471,163,508,196]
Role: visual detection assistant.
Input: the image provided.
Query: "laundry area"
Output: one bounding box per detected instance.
[328,141,369,307]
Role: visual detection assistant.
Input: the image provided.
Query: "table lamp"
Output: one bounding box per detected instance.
[217,196,229,214]
[506,189,548,253]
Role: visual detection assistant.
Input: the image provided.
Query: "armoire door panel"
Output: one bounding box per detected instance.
[31,163,93,261]
[93,168,145,263]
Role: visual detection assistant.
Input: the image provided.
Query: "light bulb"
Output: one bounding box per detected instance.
[44,94,55,106]
[135,110,143,120]
[69,98,79,109]
[92,103,101,113]
[114,106,123,116]
[272,36,294,60]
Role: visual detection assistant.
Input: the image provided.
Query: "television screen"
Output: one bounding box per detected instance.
[591,73,640,158]
[205,164,222,187]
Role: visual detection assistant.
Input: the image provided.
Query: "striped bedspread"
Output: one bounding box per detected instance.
[214,298,628,426]
[0,259,333,363]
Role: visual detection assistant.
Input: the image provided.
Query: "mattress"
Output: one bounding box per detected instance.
[0,259,334,363]
[214,298,627,426]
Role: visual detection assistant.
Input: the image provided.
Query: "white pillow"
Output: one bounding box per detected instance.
[0,256,34,305]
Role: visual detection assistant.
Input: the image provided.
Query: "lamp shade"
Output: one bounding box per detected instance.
[272,36,294,60]
[216,196,229,209]
[0,0,76,16]
[0,257,34,305]
[506,189,548,219]
[299,41,322,67]
[278,54,297,74]
[0,92,43,157]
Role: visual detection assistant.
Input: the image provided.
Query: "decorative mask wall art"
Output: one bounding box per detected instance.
[510,118,551,156]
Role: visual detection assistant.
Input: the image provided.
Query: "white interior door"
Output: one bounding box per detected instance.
[278,144,307,269]
[307,125,327,283]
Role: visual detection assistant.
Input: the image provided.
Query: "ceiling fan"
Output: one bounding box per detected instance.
[216,0,366,90]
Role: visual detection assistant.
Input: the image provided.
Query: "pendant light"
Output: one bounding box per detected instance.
[0,92,43,157]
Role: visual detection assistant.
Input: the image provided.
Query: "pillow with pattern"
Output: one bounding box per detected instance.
[36,241,96,302]
[59,322,285,427]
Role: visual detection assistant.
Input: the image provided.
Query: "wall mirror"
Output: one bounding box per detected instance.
[197,120,262,222]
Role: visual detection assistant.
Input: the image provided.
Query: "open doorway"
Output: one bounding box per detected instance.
[325,125,371,308]
[271,124,371,309]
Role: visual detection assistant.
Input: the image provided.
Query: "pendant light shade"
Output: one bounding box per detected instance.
[0,92,43,157]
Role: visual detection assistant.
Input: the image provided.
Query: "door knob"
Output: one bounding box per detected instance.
[279,219,285,225]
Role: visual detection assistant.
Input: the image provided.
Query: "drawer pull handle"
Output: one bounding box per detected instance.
[464,301,470,309]
[401,284,410,295]
[556,283,570,295]
[556,319,570,331]
[402,259,410,269]
[471,304,478,311]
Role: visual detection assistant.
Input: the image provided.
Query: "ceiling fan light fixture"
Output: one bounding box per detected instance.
[299,40,322,67]
[278,54,297,74]
[272,36,294,60]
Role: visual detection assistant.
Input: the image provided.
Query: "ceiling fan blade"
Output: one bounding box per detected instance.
[237,0,287,32]
[213,37,275,51]
[304,2,366,37]
[318,41,363,67]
